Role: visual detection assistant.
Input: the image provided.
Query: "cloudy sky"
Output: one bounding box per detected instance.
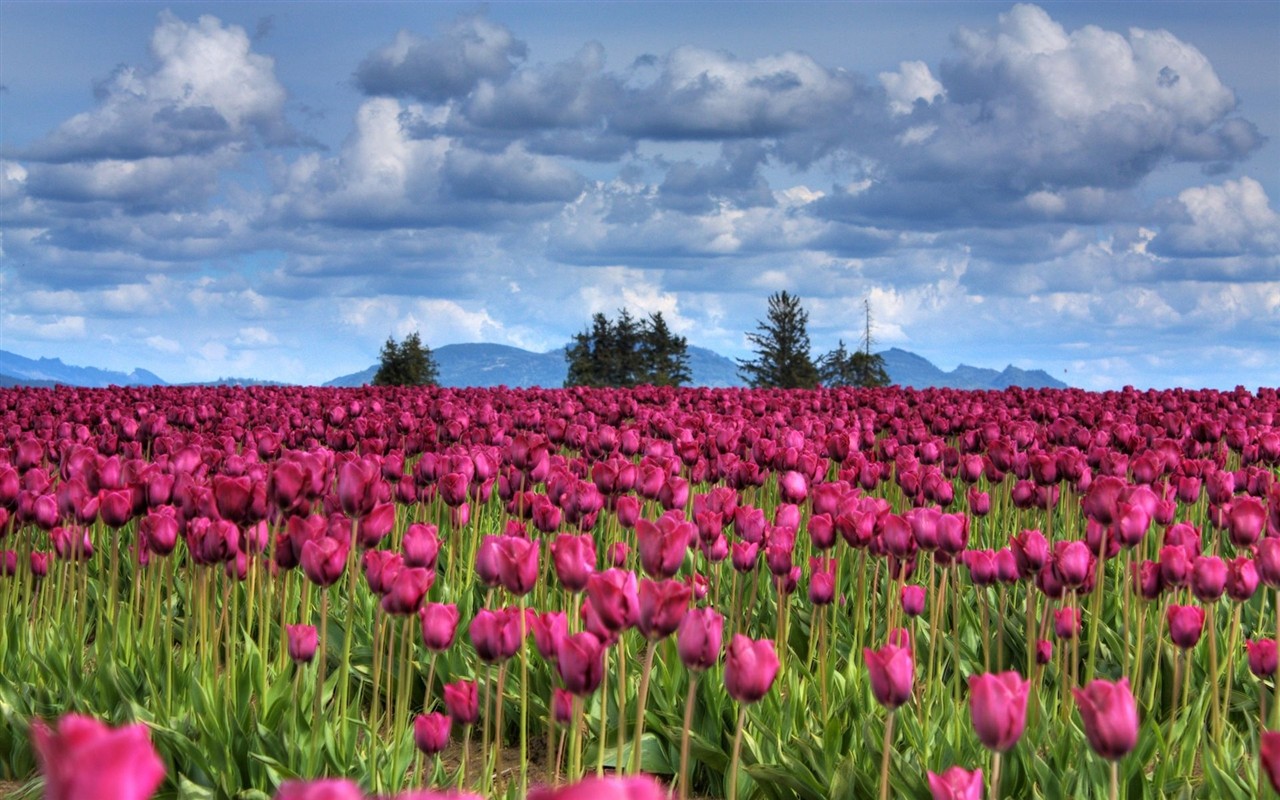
[2,2,1277,389]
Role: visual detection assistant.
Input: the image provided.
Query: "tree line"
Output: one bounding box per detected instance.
[372,291,889,389]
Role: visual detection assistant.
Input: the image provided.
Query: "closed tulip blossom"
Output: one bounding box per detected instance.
[1054,607,1081,640]
[724,635,780,703]
[380,566,433,615]
[527,774,667,800]
[637,578,692,640]
[585,568,639,632]
[31,713,166,800]
[495,534,540,596]
[300,536,347,588]
[1190,555,1227,603]
[1035,639,1053,665]
[418,603,460,652]
[469,607,522,663]
[968,672,1029,752]
[401,523,440,569]
[274,779,364,800]
[1073,678,1139,760]
[1247,639,1279,677]
[551,533,596,592]
[557,631,606,696]
[1167,604,1206,649]
[927,767,984,800]
[677,607,724,671]
[413,712,451,755]
[1226,557,1259,602]
[286,624,318,664]
[864,643,914,710]
[443,679,479,725]
[901,584,926,618]
[1263,731,1280,793]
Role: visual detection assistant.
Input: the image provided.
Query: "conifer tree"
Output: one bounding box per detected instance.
[738,291,820,389]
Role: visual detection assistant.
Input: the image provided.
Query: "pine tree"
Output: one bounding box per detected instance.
[817,300,890,387]
[564,309,691,387]
[738,291,820,389]
[373,331,440,386]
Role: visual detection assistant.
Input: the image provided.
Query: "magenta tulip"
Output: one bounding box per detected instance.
[552,533,596,592]
[677,607,724,671]
[526,774,667,800]
[557,631,605,696]
[864,643,914,710]
[419,602,460,652]
[1248,639,1279,678]
[927,767,984,800]
[1263,731,1280,793]
[275,779,364,800]
[968,672,1029,752]
[637,578,692,640]
[1073,678,1139,760]
[31,713,166,800]
[286,624,318,664]
[443,679,479,725]
[1167,604,1206,649]
[725,635,780,703]
[413,712,451,755]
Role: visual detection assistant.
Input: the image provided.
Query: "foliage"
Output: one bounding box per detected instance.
[372,331,439,387]
[738,291,820,389]
[564,310,691,387]
[818,340,890,388]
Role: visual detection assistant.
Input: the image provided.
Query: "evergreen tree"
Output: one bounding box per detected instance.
[639,312,692,387]
[817,299,891,388]
[372,331,439,386]
[738,291,820,389]
[564,309,690,387]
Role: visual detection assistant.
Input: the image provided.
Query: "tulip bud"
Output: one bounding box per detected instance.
[725,635,780,704]
[413,712,451,755]
[1166,604,1206,649]
[286,624,318,664]
[1247,639,1279,678]
[1053,607,1080,640]
[927,767,984,800]
[864,643,913,710]
[1035,639,1053,665]
[443,679,479,725]
[557,631,605,696]
[1073,678,1139,760]
[968,672,1029,752]
[677,607,724,672]
[419,602,460,652]
[901,584,926,618]
[31,713,166,800]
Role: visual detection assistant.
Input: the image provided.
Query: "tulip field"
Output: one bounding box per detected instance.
[4,383,1280,800]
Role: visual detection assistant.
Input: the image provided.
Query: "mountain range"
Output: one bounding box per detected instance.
[1,344,1067,391]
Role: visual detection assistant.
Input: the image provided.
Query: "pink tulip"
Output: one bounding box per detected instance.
[1073,678,1139,760]
[1263,731,1280,793]
[725,635,780,703]
[31,713,166,800]
[419,602,460,652]
[443,679,479,725]
[637,578,692,640]
[527,774,667,800]
[1248,639,1279,677]
[864,643,913,710]
[274,779,364,800]
[1166,604,1206,649]
[287,624,318,664]
[677,607,724,671]
[968,672,1029,752]
[927,767,984,800]
[413,712,451,755]
[557,631,605,696]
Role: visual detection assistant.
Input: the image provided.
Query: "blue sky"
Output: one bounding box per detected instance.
[1,2,1277,389]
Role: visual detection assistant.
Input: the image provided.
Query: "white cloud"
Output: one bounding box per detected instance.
[1156,177,1280,256]
[3,314,87,340]
[145,335,182,354]
[879,61,945,115]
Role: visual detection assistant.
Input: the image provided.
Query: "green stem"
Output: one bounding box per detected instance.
[728,705,747,800]
[879,710,895,800]
[630,639,658,774]
[678,674,698,800]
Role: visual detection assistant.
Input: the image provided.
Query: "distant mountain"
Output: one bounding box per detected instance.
[1,344,1067,391]
[0,350,166,388]
[327,342,746,388]
[879,348,1067,390]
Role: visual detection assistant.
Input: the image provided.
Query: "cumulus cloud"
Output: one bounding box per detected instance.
[1153,176,1280,257]
[354,16,527,102]
[879,61,945,115]
[23,12,293,163]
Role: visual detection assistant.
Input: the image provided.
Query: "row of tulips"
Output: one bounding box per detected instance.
[1,383,1280,798]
